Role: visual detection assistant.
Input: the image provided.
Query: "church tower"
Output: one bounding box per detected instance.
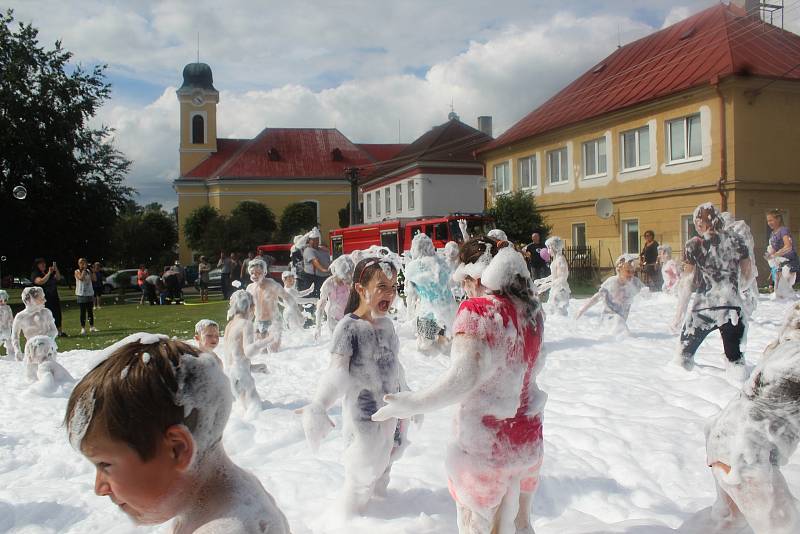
[177,62,219,175]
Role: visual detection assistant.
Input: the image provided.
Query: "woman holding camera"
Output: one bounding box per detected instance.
[74,258,97,335]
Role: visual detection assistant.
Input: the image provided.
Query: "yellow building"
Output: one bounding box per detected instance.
[478,2,800,276]
[173,63,405,263]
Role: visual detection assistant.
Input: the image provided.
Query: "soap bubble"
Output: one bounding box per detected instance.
[0,256,5,262]
[12,185,27,200]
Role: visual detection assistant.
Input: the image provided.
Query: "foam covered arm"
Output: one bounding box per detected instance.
[302,352,350,452]
[297,284,315,297]
[575,292,601,319]
[372,333,489,421]
[458,219,469,241]
[315,279,332,336]
[672,264,695,330]
[10,317,21,360]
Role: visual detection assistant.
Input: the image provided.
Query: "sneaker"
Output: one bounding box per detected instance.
[90,326,98,333]
[80,328,86,335]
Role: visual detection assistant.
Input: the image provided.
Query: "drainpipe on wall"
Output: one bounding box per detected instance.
[712,77,729,212]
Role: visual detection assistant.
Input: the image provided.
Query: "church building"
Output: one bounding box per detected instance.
[172,62,405,263]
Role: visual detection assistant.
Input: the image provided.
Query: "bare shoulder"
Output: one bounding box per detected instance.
[192,515,290,534]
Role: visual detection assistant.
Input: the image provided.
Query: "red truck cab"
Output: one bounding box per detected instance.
[256,243,293,281]
[329,214,494,258]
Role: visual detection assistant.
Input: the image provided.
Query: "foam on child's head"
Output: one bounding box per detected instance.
[227,289,253,320]
[0,289,8,302]
[21,286,44,306]
[281,270,294,281]
[545,235,564,253]
[615,253,639,269]
[330,255,355,279]
[194,319,219,336]
[487,228,508,241]
[65,337,232,465]
[247,258,267,274]
[410,233,435,259]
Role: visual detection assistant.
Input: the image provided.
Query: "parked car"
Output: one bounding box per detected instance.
[203,268,222,291]
[104,269,141,292]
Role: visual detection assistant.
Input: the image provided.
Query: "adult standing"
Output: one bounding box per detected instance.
[672,203,753,380]
[240,251,255,286]
[197,255,211,303]
[92,262,105,309]
[218,251,234,299]
[640,230,661,290]
[74,258,97,335]
[31,257,66,337]
[137,265,148,305]
[524,232,550,281]
[302,228,330,298]
[766,210,799,290]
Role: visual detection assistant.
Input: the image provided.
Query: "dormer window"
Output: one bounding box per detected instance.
[267,147,280,161]
[331,148,343,161]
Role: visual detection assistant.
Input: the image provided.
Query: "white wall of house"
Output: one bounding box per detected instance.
[363,172,484,223]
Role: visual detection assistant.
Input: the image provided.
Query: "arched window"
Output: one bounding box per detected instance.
[192,114,205,144]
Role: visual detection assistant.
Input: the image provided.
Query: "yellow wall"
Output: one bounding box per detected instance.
[175,181,349,264]
[479,83,746,268]
[178,90,219,176]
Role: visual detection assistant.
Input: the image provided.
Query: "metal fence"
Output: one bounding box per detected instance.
[563,245,598,282]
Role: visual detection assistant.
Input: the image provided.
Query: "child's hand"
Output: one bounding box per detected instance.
[372,392,416,421]
[301,402,334,454]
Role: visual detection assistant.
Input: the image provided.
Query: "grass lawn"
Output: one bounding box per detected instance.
[5,292,230,354]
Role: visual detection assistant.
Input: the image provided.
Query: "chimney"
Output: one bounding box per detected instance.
[731,0,761,17]
[477,116,493,137]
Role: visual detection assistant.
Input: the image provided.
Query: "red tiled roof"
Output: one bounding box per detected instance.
[480,3,800,153]
[362,118,492,182]
[182,128,400,180]
[356,143,408,162]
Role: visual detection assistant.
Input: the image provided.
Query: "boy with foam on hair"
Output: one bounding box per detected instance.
[575,254,647,335]
[194,319,220,357]
[0,289,14,359]
[64,335,290,533]
[246,258,300,353]
[11,286,58,361]
[224,290,269,413]
[24,335,73,392]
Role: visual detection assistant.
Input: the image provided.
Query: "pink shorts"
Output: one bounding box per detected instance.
[448,456,543,512]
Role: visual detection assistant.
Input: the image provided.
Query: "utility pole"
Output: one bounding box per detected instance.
[344,167,361,226]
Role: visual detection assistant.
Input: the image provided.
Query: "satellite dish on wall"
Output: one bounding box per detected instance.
[595,198,614,219]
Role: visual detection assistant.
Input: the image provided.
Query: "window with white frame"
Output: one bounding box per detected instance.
[384,187,391,213]
[493,162,510,194]
[583,137,607,178]
[408,181,415,210]
[667,114,702,163]
[620,126,650,171]
[375,190,381,217]
[681,214,700,244]
[622,219,639,254]
[547,148,569,184]
[396,184,402,212]
[366,193,372,219]
[518,156,537,189]
[572,223,587,248]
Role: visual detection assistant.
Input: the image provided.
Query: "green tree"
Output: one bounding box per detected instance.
[0,10,133,273]
[226,201,277,252]
[184,205,224,258]
[279,201,318,241]
[487,190,551,244]
[111,204,178,268]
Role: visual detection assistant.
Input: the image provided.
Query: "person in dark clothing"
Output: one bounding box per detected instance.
[640,230,661,290]
[32,257,67,337]
[523,233,550,281]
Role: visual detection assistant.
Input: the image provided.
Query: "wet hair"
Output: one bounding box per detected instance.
[64,339,202,461]
[194,319,219,336]
[459,236,502,266]
[768,209,785,226]
[343,257,397,315]
[247,258,267,274]
[22,286,44,306]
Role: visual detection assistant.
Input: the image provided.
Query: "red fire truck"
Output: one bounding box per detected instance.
[329,213,495,258]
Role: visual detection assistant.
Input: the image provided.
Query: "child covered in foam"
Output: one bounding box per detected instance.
[315,255,354,339]
[404,233,458,354]
[194,319,221,361]
[576,254,646,335]
[11,286,58,360]
[280,271,315,330]
[442,241,465,301]
[374,239,546,534]
[23,335,73,393]
[704,302,800,534]
[533,236,571,316]
[64,334,290,533]
[301,257,412,517]
[658,245,680,293]
[224,290,269,413]
[246,258,300,353]
[0,290,14,359]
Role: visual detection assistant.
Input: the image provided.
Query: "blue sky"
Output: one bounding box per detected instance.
[10,0,748,207]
